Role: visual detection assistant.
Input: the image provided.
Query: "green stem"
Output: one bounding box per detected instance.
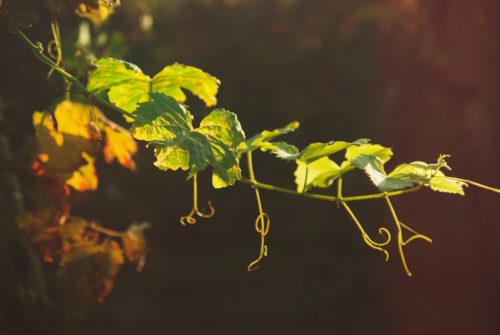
[450,177,500,194]
[0,12,134,119]
[239,177,422,203]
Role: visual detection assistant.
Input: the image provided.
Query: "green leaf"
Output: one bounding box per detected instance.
[197,109,245,148]
[297,140,367,164]
[429,176,467,195]
[352,155,414,191]
[87,58,220,114]
[259,141,299,159]
[152,64,220,107]
[132,93,243,188]
[344,143,393,166]
[294,157,340,192]
[88,58,151,113]
[237,122,299,153]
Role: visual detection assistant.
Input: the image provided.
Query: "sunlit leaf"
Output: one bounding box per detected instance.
[87,58,220,113]
[132,93,244,188]
[152,63,220,107]
[101,121,138,170]
[65,152,98,191]
[237,121,299,153]
[87,58,151,113]
[122,222,150,272]
[75,0,120,26]
[294,157,340,192]
[429,176,467,195]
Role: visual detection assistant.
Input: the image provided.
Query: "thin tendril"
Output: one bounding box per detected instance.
[180,174,215,225]
[247,151,271,271]
[47,20,63,82]
[340,201,391,261]
[385,195,411,276]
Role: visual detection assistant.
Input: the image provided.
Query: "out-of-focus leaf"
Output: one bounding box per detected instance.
[87,58,220,114]
[122,222,150,272]
[33,110,97,181]
[59,240,124,304]
[101,121,137,169]
[65,152,98,191]
[33,101,137,190]
[75,0,120,25]
[132,93,244,188]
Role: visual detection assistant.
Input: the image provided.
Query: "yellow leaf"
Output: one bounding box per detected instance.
[65,152,98,191]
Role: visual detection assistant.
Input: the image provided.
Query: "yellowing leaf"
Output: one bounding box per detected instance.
[59,240,124,304]
[65,152,98,191]
[75,0,119,25]
[101,122,138,170]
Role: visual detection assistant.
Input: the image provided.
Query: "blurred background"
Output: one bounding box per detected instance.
[0,0,498,334]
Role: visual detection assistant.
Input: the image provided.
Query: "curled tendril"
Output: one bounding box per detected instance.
[179,175,215,225]
[341,201,391,261]
[247,213,271,271]
[400,222,432,246]
[47,21,62,82]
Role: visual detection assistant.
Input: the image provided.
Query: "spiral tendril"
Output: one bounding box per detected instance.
[180,174,215,225]
[247,213,271,271]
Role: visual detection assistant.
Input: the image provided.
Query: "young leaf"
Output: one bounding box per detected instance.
[429,176,467,195]
[294,157,340,192]
[237,121,299,153]
[87,58,220,113]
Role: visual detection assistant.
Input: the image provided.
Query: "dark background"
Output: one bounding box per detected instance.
[0,0,499,334]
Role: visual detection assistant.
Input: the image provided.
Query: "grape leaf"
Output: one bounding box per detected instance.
[297,140,368,164]
[59,240,124,304]
[294,157,340,192]
[33,101,137,190]
[87,58,220,114]
[237,121,299,153]
[353,154,468,193]
[65,152,98,191]
[131,93,245,188]
[75,0,120,25]
[429,176,467,195]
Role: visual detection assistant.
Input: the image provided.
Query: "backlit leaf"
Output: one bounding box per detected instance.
[237,121,299,153]
[294,157,340,192]
[429,176,467,195]
[132,93,244,188]
[87,58,220,113]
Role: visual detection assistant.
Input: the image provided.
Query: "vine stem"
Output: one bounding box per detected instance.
[0,11,135,119]
[239,177,422,203]
[449,177,500,194]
